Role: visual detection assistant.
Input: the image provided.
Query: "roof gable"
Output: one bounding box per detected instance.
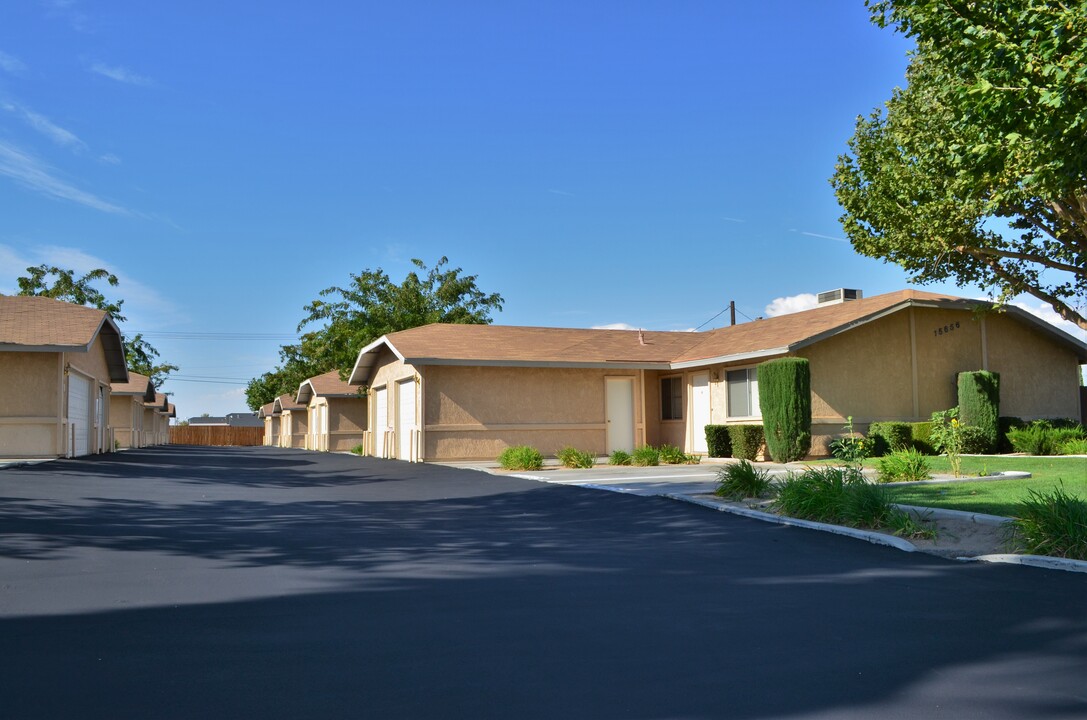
[296,369,359,404]
[0,296,129,382]
[111,371,156,401]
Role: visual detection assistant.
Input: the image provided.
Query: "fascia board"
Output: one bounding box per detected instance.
[403,357,673,371]
[669,347,790,370]
[0,342,87,352]
[348,335,404,385]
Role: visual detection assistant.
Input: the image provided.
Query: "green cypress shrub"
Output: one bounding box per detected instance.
[704,425,732,458]
[868,421,913,456]
[756,358,812,462]
[958,371,1000,453]
[728,425,765,461]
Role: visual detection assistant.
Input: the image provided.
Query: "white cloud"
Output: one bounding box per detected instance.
[791,229,848,243]
[1009,300,1086,341]
[721,216,745,224]
[547,189,574,196]
[89,62,152,86]
[592,322,638,331]
[0,50,26,75]
[764,293,819,317]
[2,102,87,150]
[0,141,129,214]
[99,153,121,165]
[0,243,185,330]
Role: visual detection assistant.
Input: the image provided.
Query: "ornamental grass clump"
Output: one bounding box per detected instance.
[631,446,660,467]
[608,450,632,466]
[876,448,932,483]
[1011,485,1087,560]
[658,444,687,464]
[557,446,595,469]
[774,466,934,538]
[497,445,544,471]
[714,460,773,501]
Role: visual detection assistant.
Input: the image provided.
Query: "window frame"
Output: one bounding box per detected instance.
[725,366,761,420]
[660,375,684,422]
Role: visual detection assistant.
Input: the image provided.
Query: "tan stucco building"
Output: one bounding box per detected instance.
[347,290,1087,461]
[0,296,129,458]
[109,372,156,448]
[259,401,280,446]
[142,393,171,446]
[296,370,367,452]
[273,394,308,448]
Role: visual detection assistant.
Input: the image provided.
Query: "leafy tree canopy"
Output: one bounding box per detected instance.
[245,257,504,410]
[832,1,1086,329]
[14,264,179,388]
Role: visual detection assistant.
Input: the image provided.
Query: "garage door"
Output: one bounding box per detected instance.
[397,379,416,461]
[374,387,388,458]
[68,373,92,457]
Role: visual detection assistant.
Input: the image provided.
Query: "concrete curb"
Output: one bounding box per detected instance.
[665,493,919,553]
[892,503,1013,527]
[963,554,1087,574]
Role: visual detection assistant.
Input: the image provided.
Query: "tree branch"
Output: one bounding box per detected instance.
[964,249,1087,330]
[955,245,1083,276]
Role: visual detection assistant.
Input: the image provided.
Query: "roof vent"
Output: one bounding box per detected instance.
[817,288,863,305]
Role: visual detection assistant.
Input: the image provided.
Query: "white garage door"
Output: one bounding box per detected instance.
[68,373,92,457]
[374,387,388,458]
[398,379,416,461]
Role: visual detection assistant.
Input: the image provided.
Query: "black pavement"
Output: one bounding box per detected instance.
[0,446,1084,719]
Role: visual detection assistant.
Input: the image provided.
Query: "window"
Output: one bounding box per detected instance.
[726,368,760,418]
[661,376,683,420]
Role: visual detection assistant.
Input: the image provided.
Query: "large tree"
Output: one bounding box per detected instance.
[244,257,504,410]
[14,265,179,387]
[832,1,1086,329]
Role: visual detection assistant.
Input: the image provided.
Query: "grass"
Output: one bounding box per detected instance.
[498,445,544,471]
[877,456,1086,516]
[557,446,595,469]
[1011,485,1087,560]
[714,460,772,500]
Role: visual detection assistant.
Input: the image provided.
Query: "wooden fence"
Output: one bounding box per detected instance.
[169,426,265,447]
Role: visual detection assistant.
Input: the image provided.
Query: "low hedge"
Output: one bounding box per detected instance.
[705,425,732,458]
[728,425,764,461]
[909,422,937,455]
[868,421,913,456]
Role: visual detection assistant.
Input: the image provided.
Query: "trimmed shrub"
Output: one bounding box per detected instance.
[868,421,913,457]
[715,460,773,500]
[631,445,660,466]
[498,445,544,471]
[350,444,365,455]
[958,371,1000,453]
[557,446,595,469]
[959,425,991,454]
[704,425,732,458]
[609,449,632,466]
[1007,424,1086,455]
[876,448,932,483]
[727,425,765,461]
[757,357,812,463]
[909,422,937,455]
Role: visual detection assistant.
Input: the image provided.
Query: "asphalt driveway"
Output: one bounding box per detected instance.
[0,446,1084,719]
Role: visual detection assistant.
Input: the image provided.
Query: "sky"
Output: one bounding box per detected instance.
[1,1,1083,418]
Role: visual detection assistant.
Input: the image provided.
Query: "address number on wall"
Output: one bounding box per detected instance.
[934,321,961,337]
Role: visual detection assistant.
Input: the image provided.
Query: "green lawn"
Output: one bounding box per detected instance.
[871,456,1086,517]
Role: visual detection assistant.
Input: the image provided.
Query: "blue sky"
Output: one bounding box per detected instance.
[1,1,1082,418]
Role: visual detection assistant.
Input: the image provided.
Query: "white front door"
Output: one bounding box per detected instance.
[68,373,91,457]
[374,387,388,458]
[398,379,416,461]
[691,372,710,454]
[605,377,635,453]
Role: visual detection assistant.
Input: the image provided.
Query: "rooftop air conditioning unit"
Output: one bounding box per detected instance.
[817,288,863,305]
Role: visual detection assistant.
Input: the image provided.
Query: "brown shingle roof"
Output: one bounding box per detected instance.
[111,372,156,401]
[0,295,128,382]
[258,402,276,418]
[146,392,170,411]
[350,289,1087,383]
[273,393,305,412]
[296,369,358,404]
[674,289,964,364]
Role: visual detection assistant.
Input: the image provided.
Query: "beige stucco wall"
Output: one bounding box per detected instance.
[326,396,366,451]
[109,395,143,448]
[0,351,60,457]
[420,365,642,460]
[282,409,308,448]
[263,416,279,446]
[986,314,1081,419]
[67,335,110,381]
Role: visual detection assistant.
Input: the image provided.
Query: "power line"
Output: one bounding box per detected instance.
[127,330,299,341]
